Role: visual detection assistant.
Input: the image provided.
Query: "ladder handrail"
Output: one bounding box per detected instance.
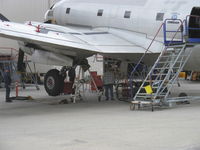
[129,22,164,98]
[129,23,164,80]
[163,19,184,45]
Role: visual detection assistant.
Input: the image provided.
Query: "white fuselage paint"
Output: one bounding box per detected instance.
[47,0,200,70]
[52,0,195,37]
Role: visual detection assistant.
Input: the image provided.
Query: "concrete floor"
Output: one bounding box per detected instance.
[0,81,200,150]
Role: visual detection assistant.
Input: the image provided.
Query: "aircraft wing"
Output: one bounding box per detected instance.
[0,20,164,59]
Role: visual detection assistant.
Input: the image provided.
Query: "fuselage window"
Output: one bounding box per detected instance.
[124,11,131,18]
[156,13,165,21]
[66,8,71,14]
[97,9,104,16]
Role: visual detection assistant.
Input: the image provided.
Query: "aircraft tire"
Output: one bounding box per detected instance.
[44,69,64,96]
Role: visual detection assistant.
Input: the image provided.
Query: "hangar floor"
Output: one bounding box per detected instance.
[0,80,200,150]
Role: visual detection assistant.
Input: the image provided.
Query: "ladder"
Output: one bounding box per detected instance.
[130,18,196,111]
[133,43,193,109]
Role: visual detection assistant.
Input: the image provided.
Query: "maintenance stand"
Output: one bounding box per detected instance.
[131,15,200,111]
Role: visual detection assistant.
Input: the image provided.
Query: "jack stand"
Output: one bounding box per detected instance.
[70,67,103,103]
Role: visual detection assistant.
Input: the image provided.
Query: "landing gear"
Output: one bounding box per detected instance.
[44,58,89,97]
[44,69,64,96]
[44,67,76,96]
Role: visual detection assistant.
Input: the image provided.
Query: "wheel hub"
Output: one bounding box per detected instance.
[46,76,55,90]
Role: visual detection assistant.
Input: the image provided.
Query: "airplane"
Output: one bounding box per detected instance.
[0,0,200,97]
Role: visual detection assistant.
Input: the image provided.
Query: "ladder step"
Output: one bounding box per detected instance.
[160,54,187,58]
[141,86,167,89]
[135,95,153,98]
[136,93,160,96]
[160,55,177,58]
[154,67,180,70]
[163,51,184,55]
[141,86,160,89]
[151,73,176,77]
[158,61,182,64]
[151,73,167,76]
[145,80,166,82]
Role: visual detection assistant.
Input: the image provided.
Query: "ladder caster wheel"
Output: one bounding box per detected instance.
[152,106,154,112]
[138,104,141,110]
[70,97,74,103]
[98,96,101,102]
[130,104,135,111]
[36,86,40,90]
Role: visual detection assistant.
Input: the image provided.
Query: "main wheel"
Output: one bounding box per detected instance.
[44,69,64,96]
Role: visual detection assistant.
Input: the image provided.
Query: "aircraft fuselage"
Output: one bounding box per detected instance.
[46,0,200,71]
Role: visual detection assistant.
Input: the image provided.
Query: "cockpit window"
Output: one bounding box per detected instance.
[124,11,131,19]
[156,13,165,21]
[66,8,71,14]
[97,9,104,16]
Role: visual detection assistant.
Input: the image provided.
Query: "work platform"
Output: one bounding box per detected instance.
[130,15,200,111]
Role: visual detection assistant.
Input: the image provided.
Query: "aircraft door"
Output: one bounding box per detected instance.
[189,7,200,38]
